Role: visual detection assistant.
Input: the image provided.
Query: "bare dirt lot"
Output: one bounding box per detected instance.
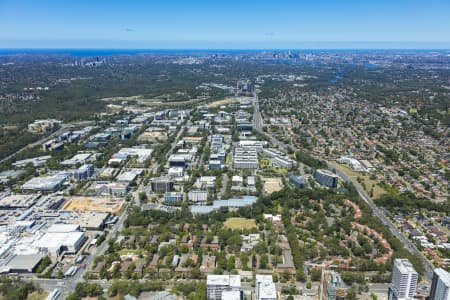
[62,196,125,214]
[206,96,253,108]
[263,177,283,194]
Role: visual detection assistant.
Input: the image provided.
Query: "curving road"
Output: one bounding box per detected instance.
[332,166,434,281]
[252,93,434,281]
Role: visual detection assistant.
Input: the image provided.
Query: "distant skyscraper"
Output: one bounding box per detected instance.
[430,268,450,300]
[388,259,418,300]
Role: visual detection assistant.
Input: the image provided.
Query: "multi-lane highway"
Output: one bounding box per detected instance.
[0,125,70,164]
[252,93,263,131]
[1,120,97,164]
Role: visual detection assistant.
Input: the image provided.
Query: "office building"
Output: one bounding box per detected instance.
[74,164,94,181]
[207,275,241,300]
[239,140,267,152]
[165,192,183,203]
[262,148,295,168]
[314,169,339,188]
[256,275,277,300]
[150,177,174,193]
[188,190,208,202]
[233,147,259,169]
[168,167,184,178]
[236,120,252,131]
[221,290,242,300]
[430,268,450,300]
[389,259,418,300]
[209,159,223,169]
[289,175,308,189]
[61,153,95,166]
[190,196,257,214]
[168,154,191,168]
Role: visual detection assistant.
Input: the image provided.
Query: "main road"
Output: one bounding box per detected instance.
[332,165,434,280]
[22,200,131,299]
[22,120,189,298]
[252,93,434,281]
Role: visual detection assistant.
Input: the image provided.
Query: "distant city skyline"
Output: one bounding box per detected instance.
[1,0,450,49]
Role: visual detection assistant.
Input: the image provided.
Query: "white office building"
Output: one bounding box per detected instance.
[188,190,208,202]
[256,275,277,300]
[233,147,259,169]
[168,167,184,178]
[207,275,241,300]
[221,290,241,300]
[430,268,450,300]
[389,259,418,300]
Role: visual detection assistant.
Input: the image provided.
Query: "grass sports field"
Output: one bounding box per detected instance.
[223,218,256,230]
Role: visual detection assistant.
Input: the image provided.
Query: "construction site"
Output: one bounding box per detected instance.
[62,196,126,215]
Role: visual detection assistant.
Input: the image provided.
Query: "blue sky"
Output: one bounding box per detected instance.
[1,0,450,49]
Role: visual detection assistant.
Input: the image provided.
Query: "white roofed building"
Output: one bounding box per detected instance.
[256,275,277,300]
[207,275,241,300]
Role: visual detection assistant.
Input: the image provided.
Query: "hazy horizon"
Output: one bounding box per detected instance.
[1,41,450,51]
[1,0,450,50]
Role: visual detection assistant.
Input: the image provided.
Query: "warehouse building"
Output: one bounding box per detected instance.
[21,175,67,192]
[0,194,40,209]
[3,254,44,273]
[61,153,95,166]
[13,155,52,168]
[116,147,153,163]
[116,169,144,183]
[34,224,86,257]
[0,170,25,184]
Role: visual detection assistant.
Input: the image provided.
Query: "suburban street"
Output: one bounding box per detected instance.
[18,122,189,299]
[252,93,434,282]
[331,166,434,281]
